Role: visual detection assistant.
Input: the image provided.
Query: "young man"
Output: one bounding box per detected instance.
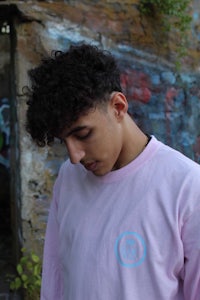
[26,44,200,300]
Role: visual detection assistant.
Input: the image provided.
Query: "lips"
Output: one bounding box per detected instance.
[84,161,97,172]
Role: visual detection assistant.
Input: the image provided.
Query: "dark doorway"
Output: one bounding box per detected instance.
[0,14,13,282]
[0,5,21,297]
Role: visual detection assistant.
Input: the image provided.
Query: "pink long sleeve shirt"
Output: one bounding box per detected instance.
[41,136,200,299]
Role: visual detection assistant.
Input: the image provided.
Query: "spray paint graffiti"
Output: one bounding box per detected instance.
[120,70,152,104]
[164,87,179,146]
[193,136,200,163]
[0,98,10,168]
[119,64,200,163]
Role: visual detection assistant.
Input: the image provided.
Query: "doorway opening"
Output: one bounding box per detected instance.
[0,17,12,261]
[0,4,21,295]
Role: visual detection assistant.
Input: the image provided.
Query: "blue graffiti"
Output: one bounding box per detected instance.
[0,98,10,168]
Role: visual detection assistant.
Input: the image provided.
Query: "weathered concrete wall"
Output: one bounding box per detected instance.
[4,0,200,257]
[15,0,200,69]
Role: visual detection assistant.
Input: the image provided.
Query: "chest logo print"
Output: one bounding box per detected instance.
[114,231,146,268]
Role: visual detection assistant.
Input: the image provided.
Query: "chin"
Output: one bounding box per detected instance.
[93,167,111,176]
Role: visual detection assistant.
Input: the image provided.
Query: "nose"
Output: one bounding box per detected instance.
[64,138,85,164]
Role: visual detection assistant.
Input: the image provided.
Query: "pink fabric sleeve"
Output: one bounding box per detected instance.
[182,207,200,300]
[40,196,64,300]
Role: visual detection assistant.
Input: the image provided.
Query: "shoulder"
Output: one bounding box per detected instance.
[153,138,200,176]
[149,138,200,205]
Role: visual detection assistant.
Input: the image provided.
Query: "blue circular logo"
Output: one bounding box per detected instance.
[114,231,146,268]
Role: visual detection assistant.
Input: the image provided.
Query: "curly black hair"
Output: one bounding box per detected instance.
[26,43,122,146]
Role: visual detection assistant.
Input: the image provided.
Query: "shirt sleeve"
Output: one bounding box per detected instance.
[182,206,200,300]
[40,193,64,300]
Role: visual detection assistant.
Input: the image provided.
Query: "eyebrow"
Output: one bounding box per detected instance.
[66,126,89,137]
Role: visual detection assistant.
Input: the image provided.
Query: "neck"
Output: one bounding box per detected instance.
[114,115,149,169]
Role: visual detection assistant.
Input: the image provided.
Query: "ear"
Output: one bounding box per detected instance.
[109,92,128,120]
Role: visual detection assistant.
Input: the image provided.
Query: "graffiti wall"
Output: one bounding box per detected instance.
[0,97,10,169]
[119,65,200,164]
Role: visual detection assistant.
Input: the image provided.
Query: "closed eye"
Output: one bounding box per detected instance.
[75,131,92,140]
[58,126,92,142]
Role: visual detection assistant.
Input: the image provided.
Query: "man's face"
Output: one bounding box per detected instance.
[59,94,126,176]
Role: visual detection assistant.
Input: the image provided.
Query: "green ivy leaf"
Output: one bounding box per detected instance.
[21,274,28,282]
[14,277,22,289]
[17,264,23,275]
[31,253,40,263]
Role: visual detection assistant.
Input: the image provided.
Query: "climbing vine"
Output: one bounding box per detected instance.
[9,248,42,300]
[139,0,192,68]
